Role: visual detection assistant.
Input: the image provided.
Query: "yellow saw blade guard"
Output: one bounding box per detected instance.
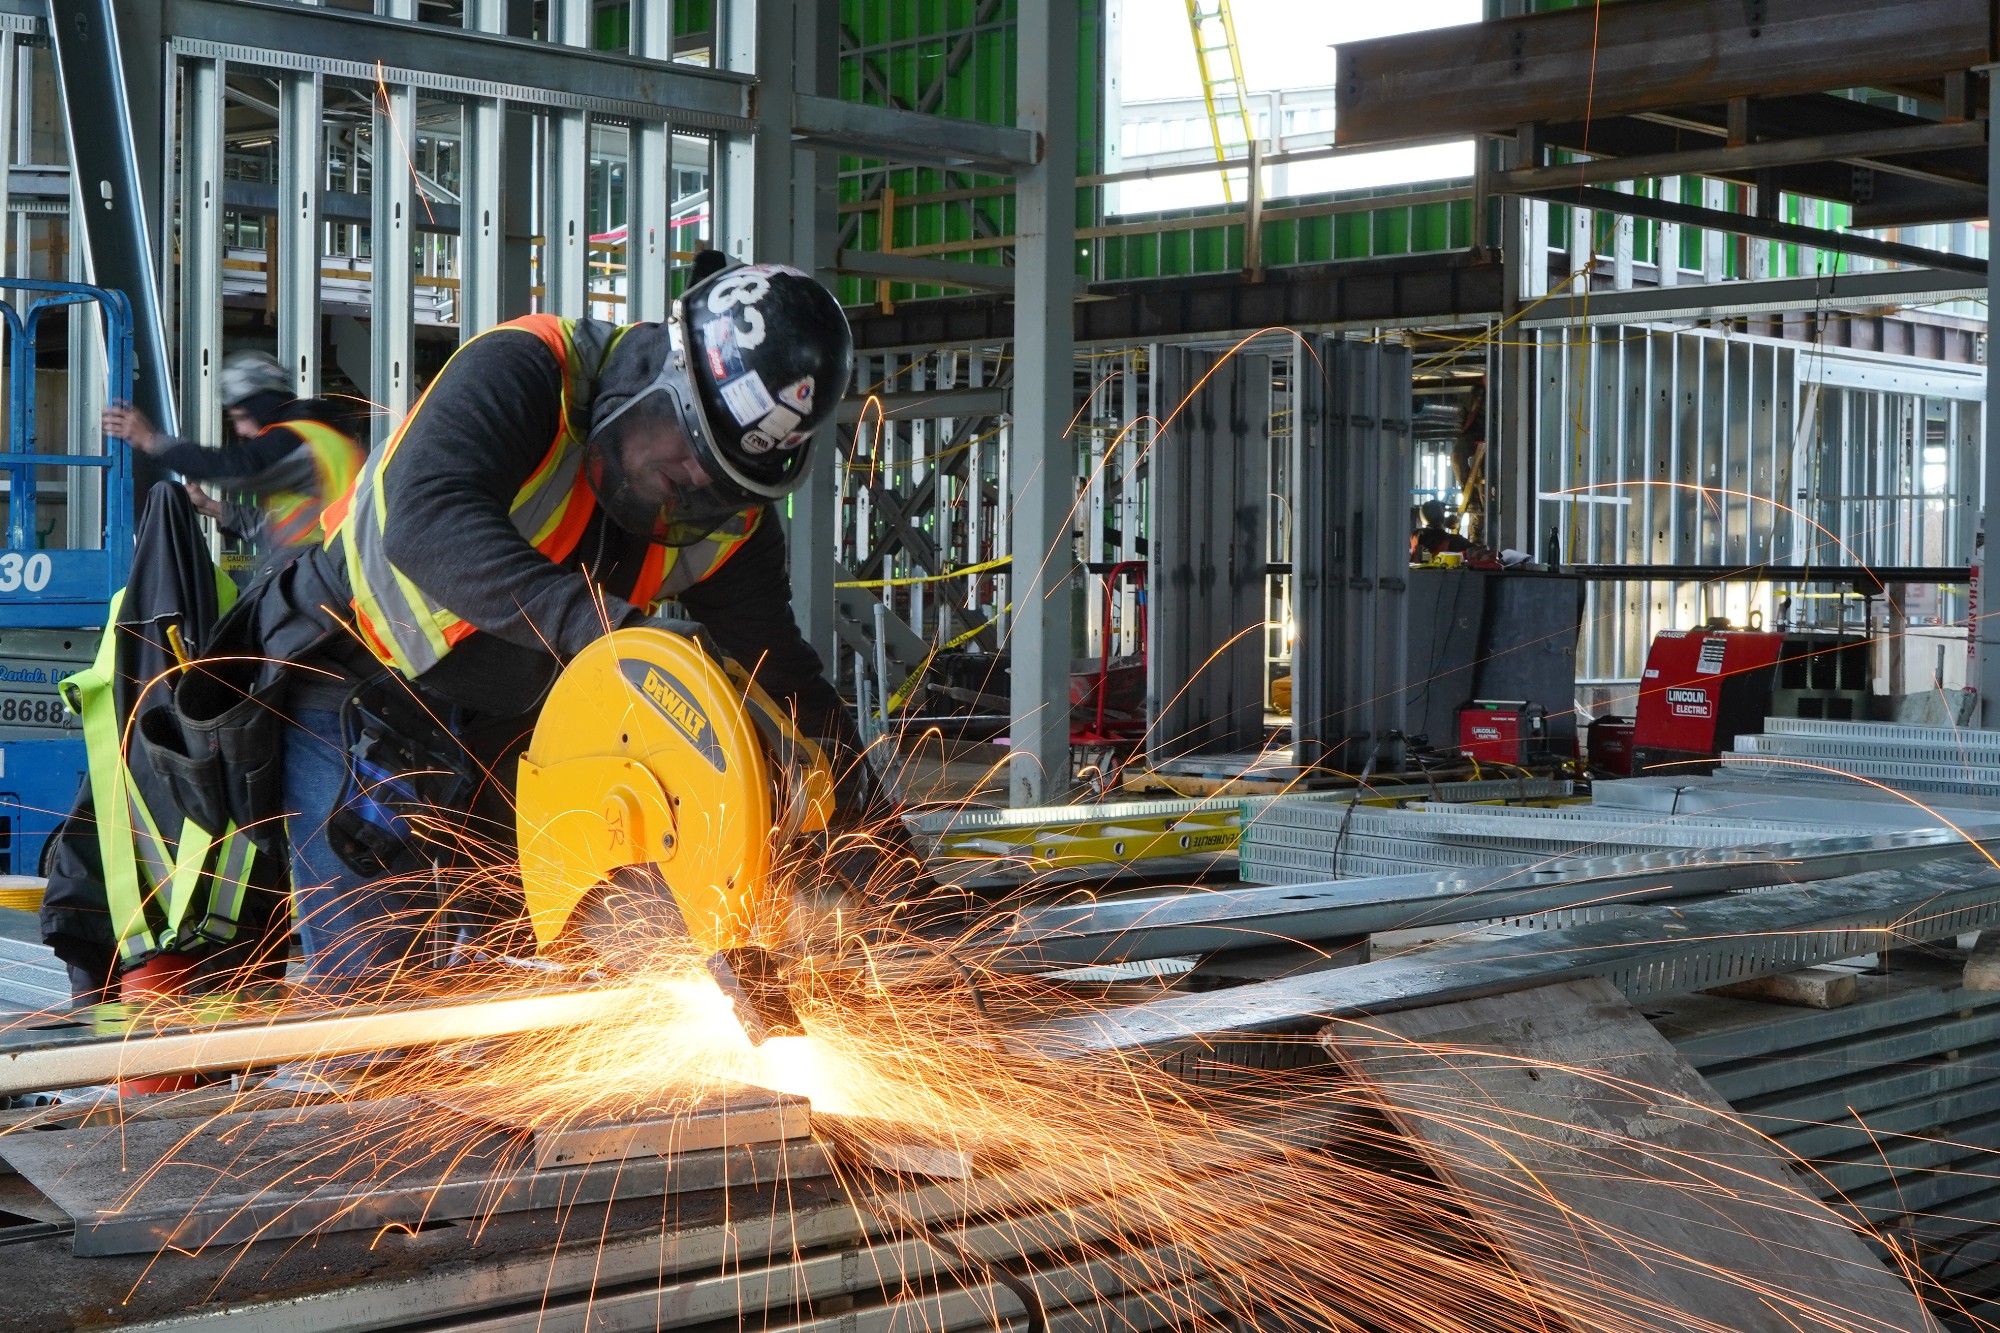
[515,627,834,958]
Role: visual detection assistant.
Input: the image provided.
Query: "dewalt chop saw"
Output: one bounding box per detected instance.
[512,626,840,1043]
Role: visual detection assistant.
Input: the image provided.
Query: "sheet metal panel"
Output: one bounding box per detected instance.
[1149,344,1272,760]
[1292,336,1412,770]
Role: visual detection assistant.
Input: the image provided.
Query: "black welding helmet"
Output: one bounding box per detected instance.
[584,260,853,546]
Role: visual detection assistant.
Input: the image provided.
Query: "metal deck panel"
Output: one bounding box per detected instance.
[0,935,66,1015]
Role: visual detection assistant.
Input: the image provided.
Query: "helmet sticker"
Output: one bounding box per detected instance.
[740,429,780,455]
[701,316,745,382]
[757,405,802,438]
[705,269,773,350]
[780,431,811,451]
[718,369,778,428]
[777,376,815,414]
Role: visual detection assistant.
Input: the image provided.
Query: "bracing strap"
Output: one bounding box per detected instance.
[65,593,258,966]
[66,589,150,959]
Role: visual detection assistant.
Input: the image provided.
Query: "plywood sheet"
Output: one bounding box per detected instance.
[1324,977,1935,1333]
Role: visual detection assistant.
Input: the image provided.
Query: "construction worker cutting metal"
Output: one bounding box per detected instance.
[171,257,923,1020]
[102,350,364,572]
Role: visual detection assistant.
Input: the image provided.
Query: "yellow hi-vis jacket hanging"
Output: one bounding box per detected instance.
[260,419,365,550]
[62,589,259,967]
[321,314,761,679]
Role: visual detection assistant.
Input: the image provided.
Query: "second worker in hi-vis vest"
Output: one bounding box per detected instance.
[103,350,365,573]
[243,257,904,992]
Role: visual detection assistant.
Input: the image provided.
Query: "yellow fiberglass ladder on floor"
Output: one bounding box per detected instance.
[1184,0,1257,201]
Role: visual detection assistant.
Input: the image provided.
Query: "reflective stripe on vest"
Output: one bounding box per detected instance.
[263,420,365,549]
[325,314,763,677]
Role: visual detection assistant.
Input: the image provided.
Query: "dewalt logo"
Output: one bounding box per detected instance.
[643,669,707,742]
[619,658,728,772]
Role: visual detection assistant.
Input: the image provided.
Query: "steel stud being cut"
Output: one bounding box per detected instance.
[706,945,806,1045]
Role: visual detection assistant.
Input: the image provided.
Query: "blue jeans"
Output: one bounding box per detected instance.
[283,707,436,993]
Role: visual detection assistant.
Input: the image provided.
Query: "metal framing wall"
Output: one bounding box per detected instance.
[143,1,749,452]
[1534,322,1985,703]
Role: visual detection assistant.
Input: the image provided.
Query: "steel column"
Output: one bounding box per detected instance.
[0,30,14,278]
[625,0,674,324]
[178,54,225,450]
[276,70,323,393]
[49,0,178,436]
[544,0,592,320]
[1008,0,1077,806]
[369,79,415,441]
[719,0,795,264]
[786,0,840,667]
[68,169,107,551]
[457,0,508,338]
[716,0,766,260]
[1979,112,2000,721]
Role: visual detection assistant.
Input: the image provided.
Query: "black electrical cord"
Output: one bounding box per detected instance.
[1330,731,1406,875]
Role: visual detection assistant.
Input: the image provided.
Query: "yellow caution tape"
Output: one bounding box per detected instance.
[835,554,1011,590]
[883,605,1010,717]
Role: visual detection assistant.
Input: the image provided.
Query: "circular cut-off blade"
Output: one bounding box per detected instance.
[570,865,697,974]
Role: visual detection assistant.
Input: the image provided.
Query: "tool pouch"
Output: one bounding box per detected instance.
[171,654,291,855]
[135,705,230,837]
[327,675,482,878]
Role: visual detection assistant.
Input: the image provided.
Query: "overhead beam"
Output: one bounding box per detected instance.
[845,252,1509,352]
[1336,0,1991,148]
[835,248,1015,292]
[1517,266,1985,325]
[1517,183,1989,277]
[792,92,1040,171]
[1497,120,1987,193]
[1531,108,1988,226]
[160,0,752,128]
[836,388,1010,422]
[225,180,460,234]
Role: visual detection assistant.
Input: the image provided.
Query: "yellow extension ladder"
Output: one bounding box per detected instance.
[1183,0,1257,201]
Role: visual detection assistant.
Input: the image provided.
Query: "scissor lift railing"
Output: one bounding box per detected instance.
[0,280,135,624]
[0,279,135,876]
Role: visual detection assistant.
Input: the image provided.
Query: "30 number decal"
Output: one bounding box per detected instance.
[0,553,51,593]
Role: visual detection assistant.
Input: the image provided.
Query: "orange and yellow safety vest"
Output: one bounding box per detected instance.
[261,419,364,550]
[322,314,759,678]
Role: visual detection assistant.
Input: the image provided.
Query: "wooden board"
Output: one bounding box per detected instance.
[2,1095,827,1255]
[1323,977,1935,1333]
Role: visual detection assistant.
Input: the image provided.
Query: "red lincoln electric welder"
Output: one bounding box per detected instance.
[1457,700,1550,765]
[1629,622,1874,775]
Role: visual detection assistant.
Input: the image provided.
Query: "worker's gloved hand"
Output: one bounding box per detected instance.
[185,484,225,520]
[102,401,168,455]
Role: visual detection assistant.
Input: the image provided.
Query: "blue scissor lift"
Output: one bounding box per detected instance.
[0,280,135,875]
